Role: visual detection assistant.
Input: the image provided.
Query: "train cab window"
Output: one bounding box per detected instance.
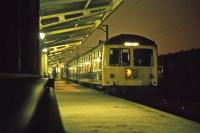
[121,49,130,66]
[133,49,153,66]
[109,48,130,66]
[109,49,120,66]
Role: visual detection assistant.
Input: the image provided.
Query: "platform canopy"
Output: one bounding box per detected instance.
[40,0,123,69]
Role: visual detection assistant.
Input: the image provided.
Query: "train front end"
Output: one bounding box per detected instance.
[102,34,158,88]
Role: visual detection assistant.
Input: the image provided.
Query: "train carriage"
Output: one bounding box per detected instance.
[67,34,158,97]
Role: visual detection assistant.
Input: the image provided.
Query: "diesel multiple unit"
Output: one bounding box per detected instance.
[66,34,158,96]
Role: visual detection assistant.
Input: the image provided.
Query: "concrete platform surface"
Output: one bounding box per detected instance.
[55,80,200,133]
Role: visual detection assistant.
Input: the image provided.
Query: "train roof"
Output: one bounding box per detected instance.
[105,34,157,47]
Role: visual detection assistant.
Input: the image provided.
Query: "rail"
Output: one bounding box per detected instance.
[0,73,58,133]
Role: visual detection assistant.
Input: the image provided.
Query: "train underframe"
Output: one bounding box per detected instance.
[102,85,156,101]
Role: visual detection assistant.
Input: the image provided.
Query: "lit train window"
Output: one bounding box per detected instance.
[109,48,130,66]
[133,49,153,66]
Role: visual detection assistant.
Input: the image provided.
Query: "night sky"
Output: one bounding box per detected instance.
[82,0,200,55]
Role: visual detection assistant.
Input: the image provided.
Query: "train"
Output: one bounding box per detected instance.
[66,34,158,98]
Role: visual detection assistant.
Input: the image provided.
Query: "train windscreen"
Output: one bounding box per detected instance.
[109,48,130,66]
[133,49,153,66]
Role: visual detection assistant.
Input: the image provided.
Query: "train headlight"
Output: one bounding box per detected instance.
[110,73,115,79]
[152,80,157,86]
[125,68,132,79]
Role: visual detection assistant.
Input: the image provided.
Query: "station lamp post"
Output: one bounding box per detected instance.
[39,32,48,77]
[98,24,109,40]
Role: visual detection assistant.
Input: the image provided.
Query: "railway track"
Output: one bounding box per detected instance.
[103,88,200,123]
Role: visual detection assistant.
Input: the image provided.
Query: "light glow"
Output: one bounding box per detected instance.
[124,42,139,46]
[96,57,101,63]
[42,48,47,53]
[40,32,45,39]
[125,68,132,79]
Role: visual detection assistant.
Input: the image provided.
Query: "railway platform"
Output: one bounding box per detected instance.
[55,80,200,133]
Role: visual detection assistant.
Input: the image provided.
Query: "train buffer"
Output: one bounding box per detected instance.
[55,80,200,133]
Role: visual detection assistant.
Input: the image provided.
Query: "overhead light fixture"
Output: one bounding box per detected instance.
[42,48,47,53]
[40,32,45,39]
[44,40,56,44]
